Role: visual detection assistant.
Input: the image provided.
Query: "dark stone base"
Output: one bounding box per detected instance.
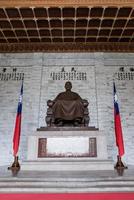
[37,126,99,131]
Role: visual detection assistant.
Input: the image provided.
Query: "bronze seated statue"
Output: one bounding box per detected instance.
[45,81,90,127]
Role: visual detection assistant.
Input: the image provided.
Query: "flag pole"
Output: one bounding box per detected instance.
[8,81,23,172]
[8,156,20,171]
[113,81,127,174]
[114,155,127,169]
[114,155,127,176]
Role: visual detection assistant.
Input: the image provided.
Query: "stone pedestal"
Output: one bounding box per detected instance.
[21,127,113,171]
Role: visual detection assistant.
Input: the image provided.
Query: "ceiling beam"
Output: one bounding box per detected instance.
[0,0,134,7]
[0,42,134,53]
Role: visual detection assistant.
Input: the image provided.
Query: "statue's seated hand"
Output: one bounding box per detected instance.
[82,99,89,107]
[47,100,54,107]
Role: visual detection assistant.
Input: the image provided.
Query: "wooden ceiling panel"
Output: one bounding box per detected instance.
[88,19,101,27]
[99,29,110,36]
[64,29,74,36]
[111,29,123,36]
[114,19,127,27]
[3,30,15,37]
[87,29,98,36]
[104,7,118,17]
[37,19,49,28]
[86,37,96,42]
[90,7,103,17]
[50,19,62,28]
[76,19,87,27]
[0,31,3,37]
[11,20,24,28]
[53,38,63,42]
[20,8,34,18]
[131,10,134,17]
[19,38,29,42]
[64,38,74,42]
[5,8,20,18]
[63,19,74,27]
[75,29,86,36]
[117,7,132,17]
[76,7,89,18]
[41,37,51,42]
[48,7,61,18]
[15,30,27,37]
[7,38,18,43]
[123,29,134,36]
[0,3,133,52]
[0,38,6,43]
[24,20,36,28]
[101,19,114,27]
[97,37,108,42]
[75,37,85,42]
[30,38,40,42]
[63,7,75,18]
[27,30,39,37]
[126,19,134,27]
[109,37,119,42]
[34,7,47,18]
[0,20,11,28]
[51,29,62,36]
[0,8,7,18]
[119,37,130,42]
[39,29,50,36]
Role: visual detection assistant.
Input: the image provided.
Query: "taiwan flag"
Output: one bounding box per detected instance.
[13,82,23,156]
[113,82,124,157]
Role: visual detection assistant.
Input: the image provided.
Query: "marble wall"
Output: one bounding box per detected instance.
[0,53,134,166]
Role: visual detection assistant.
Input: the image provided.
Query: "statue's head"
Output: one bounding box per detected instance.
[65,81,72,91]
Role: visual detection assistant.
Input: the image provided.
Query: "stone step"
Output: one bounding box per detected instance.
[21,158,114,171]
[0,177,134,192]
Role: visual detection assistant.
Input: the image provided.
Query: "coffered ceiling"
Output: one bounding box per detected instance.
[0,0,134,52]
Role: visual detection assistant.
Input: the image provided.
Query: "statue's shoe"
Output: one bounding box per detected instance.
[57,121,64,127]
[74,121,79,126]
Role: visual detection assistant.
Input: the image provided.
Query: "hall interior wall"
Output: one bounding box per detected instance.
[0,52,134,166]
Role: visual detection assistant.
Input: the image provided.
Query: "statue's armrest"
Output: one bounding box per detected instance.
[82,99,89,107]
[47,100,54,107]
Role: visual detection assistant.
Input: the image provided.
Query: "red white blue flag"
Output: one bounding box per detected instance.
[13,82,23,156]
[113,82,124,157]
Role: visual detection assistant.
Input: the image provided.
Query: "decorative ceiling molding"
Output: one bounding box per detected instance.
[0,42,134,53]
[0,0,134,7]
